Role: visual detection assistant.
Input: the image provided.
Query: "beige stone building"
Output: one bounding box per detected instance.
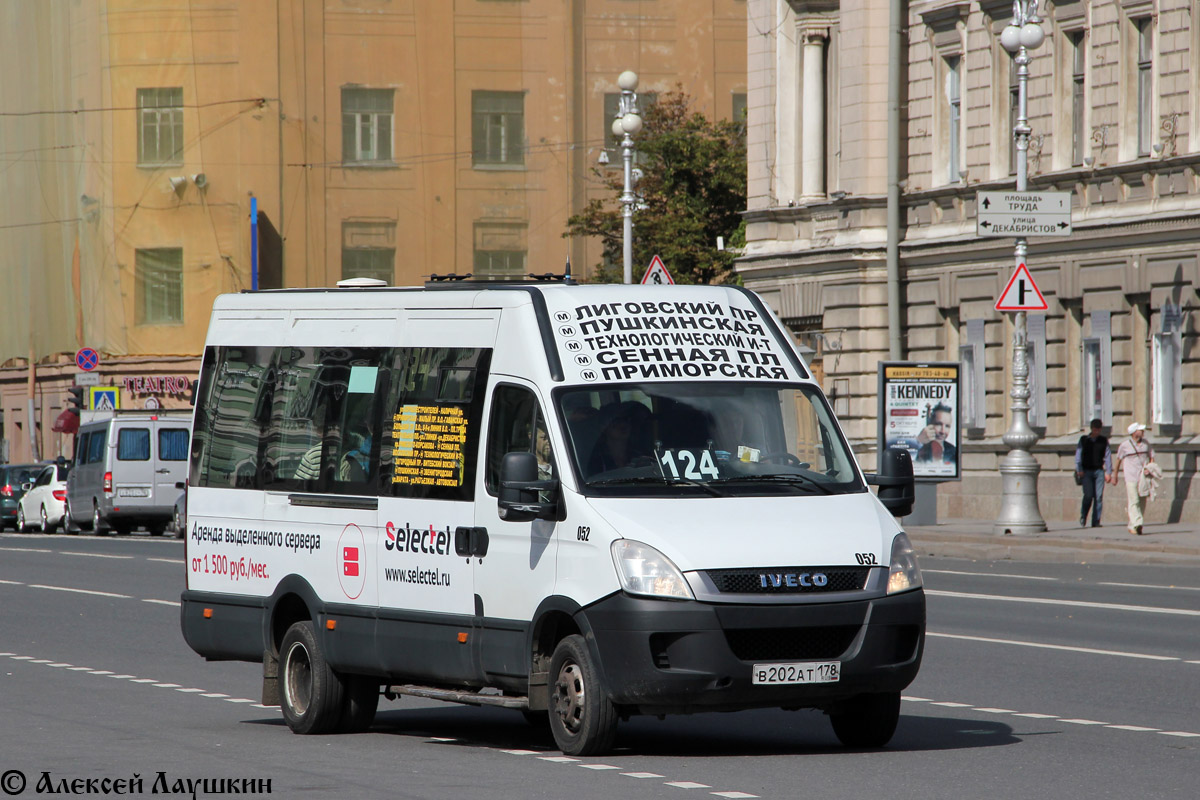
[741,0,1199,525]
[0,0,746,464]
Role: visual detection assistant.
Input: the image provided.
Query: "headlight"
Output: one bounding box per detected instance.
[886,532,923,595]
[610,539,694,600]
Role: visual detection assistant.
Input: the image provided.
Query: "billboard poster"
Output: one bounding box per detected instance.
[877,362,961,482]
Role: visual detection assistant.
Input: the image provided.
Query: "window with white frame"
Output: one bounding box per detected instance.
[1152,303,1183,425]
[342,88,394,164]
[472,91,525,167]
[959,319,985,431]
[1136,18,1154,156]
[1082,310,1113,426]
[946,56,962,183]
[1071,31,1086,167]
[137,88,183,166]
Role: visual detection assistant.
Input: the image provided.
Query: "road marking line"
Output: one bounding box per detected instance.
[622,773,665,779]
[176,688,206,693]
[153,683,181,688]
[61,551,133,560]
[924,569,1057,581]
[1060,719,1108,725]
[902,696,932,702]
[147,558,185,564]
[201,693,230,699]
[109,674,136,679]
[251,704,273,709]
[1186,661,1200,665]
[224,698,256,704]
[29,584,131,599]
[1098,582,1200,592]
[665,782,711,789]
[928,631,1179,661]
[1013,713,1058,719]
[711,793,759,799]
[500,749,540,755]
[129,679,158,684]
[578,765,620,770]
[142,599,180,607]
[67,666,92,671]
[30,659,52,664]
[926,589,1200,617]
[1159,731,1200,738]
[538,756,580,763]
[426,737,456,742]
[48,663,72,668]
[1107,725,1159,732]
[88,670,113,675]
[10,656,33,661]
[0,548,51,554]
[974,708,1017,714]
[931,702,972,707]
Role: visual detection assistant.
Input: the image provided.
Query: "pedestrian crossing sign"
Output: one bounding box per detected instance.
[89,387,120,411]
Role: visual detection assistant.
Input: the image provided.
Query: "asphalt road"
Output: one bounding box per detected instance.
[1,533,1196,799]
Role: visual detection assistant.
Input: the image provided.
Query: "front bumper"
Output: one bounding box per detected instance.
[580,588,925,714]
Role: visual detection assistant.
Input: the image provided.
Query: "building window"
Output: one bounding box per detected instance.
[342,88,394,164]
[1136,18,1154,156]
[137,88,183,166]
[472,91,525,167]
[135,248,183,324]
[1082,310,1113,426]
[959,319,985,431]
[731,92,748,133]
[946,56,962,183]
[1152,304,1183,426]
[342,221,395,284]
[473,221,527,278]
[1071,31,1086,167]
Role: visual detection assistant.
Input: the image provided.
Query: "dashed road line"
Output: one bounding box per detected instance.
[903,695,1198,739]
[61,551,134,560]
[927,631,1181,661]
[924,569,1058,581]
[666,781,712,789]
[142,599,180,607]
[29,584,131,599]
[926,589,1200,617]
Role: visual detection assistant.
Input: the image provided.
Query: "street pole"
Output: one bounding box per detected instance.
[994,1,1047,534]
[614,71,643,284]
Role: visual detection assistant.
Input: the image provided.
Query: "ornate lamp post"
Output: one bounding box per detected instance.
[613,70,643,284]
[994,0,1048,534]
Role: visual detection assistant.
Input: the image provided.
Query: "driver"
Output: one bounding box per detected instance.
[588,402,648,473]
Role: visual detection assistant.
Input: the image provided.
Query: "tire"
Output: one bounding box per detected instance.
[40,505,53,534]
[339,675,380,733]
[92,504,109,536]
[174,506,186,539]
[279,621,346,735]
[62,500,79,535]
[147,523,166,537]
[547,634,618,756]
[829,692,901,748]
[16,506,28,533]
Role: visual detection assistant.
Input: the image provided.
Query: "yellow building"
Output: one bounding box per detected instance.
[0,0,746,463]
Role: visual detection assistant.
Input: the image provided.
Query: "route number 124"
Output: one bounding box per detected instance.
[659,449,719,480]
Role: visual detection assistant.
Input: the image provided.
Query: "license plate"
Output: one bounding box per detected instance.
[752,661,840,685]
[118,487,150,497]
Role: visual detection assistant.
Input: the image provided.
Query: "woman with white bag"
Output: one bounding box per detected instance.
[1113,422,1156,535]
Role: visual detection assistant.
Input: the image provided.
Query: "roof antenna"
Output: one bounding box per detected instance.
[564,250,573,282]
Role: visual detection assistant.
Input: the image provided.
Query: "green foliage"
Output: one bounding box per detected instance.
[565,88,747,285]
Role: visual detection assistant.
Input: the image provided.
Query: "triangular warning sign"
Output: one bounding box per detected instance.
[995,263,1048,311]
[640,254,675,285]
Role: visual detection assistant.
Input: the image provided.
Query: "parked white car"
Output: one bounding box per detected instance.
[17,461,70,533]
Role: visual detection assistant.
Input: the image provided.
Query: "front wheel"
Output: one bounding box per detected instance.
[279,621,345,735]
[548,634,618,756]
[829,692,901,748]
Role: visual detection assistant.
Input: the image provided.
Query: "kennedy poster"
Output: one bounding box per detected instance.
[877,362,961,481]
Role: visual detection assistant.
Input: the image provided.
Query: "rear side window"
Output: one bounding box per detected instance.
[117,428,151,461]
[87,430,107,464]
[76,433,92,464]
[159,428,189,461]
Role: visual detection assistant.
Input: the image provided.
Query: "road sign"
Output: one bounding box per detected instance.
[90,387,120,412]
[976,191,1072,237]
[995,263,1048,311]
[74,372,100,387]
[641,254,675,285]
[76,347,100,372]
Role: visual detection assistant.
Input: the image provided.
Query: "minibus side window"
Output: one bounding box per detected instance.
[76,432,91,465]
[383,347,491,501]
[190,346,274,489]
[117,428,151,461]
[159,429,189,461]
[484,385,553,496]
[87,429,106,464]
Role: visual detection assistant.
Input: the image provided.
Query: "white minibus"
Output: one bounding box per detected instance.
[181,279,921,755]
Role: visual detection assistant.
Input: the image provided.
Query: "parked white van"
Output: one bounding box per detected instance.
[66,413,192,535]
[180,280,921,755]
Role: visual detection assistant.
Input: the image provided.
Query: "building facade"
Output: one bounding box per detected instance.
[741,0,1198,524]
[0,0,746,464]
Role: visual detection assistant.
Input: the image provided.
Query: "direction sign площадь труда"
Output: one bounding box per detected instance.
[976,190,1072,237]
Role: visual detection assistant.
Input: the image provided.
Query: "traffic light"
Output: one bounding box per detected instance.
[67,386,86,416]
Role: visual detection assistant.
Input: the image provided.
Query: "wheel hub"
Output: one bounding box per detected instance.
[283,641,313,716]
[552,662,585,733]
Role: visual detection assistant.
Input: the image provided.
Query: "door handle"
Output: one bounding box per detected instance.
[454,526,489,557]
[155,468,171,474]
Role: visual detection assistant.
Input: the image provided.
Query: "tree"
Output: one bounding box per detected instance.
[566,88,746,285]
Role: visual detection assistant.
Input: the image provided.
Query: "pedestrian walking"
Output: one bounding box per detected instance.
[1113,422,1155,535]
[1074,418,1111,528]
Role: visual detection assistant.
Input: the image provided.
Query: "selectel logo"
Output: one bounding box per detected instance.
[759,572,829,589]
[385,522,452,556]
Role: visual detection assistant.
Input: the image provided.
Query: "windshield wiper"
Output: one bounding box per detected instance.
[711,473,836,495]
[589,475,726,497]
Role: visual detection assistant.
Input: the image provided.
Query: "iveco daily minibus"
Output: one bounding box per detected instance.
[180,279,922,755]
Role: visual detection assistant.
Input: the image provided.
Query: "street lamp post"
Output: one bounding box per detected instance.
[994,1,1047,534]
[614,70,643,284]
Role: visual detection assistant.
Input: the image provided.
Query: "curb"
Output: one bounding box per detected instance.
[907,530,1200,565]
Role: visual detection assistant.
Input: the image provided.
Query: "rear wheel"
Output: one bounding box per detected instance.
[92,504,109,536]
[62,500,79,534]
[279,621,345,735]
[829,692,901,748]
[16,506,28,532]
[339,676,380,733]
[40,505,53,533]
[547,634,618,756]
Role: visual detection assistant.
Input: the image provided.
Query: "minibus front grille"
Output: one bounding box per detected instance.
[724,626,860,662]
[704,566,870,594]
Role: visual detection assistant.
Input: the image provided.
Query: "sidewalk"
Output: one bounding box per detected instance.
[905,517,1200,565]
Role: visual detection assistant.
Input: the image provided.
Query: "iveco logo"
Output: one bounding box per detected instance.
[759,572,828,589]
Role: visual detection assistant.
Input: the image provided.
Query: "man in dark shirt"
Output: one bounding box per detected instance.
[1074,418,1112,527]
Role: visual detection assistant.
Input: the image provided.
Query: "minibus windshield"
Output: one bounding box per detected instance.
[557,383,864,497]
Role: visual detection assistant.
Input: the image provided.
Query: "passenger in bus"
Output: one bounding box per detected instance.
[294,422,340,482]
[339,423,374,482]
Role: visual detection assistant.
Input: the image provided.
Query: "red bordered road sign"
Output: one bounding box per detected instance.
[995,263,1048,311]
[76,347,100,371]
[641,255,674,285]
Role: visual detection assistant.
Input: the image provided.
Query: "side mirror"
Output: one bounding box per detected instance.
[21,482,33,492]
[865,447,915,518]
[498,451,559,522]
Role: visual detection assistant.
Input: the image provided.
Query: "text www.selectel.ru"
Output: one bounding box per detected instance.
[384,566,451,587]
